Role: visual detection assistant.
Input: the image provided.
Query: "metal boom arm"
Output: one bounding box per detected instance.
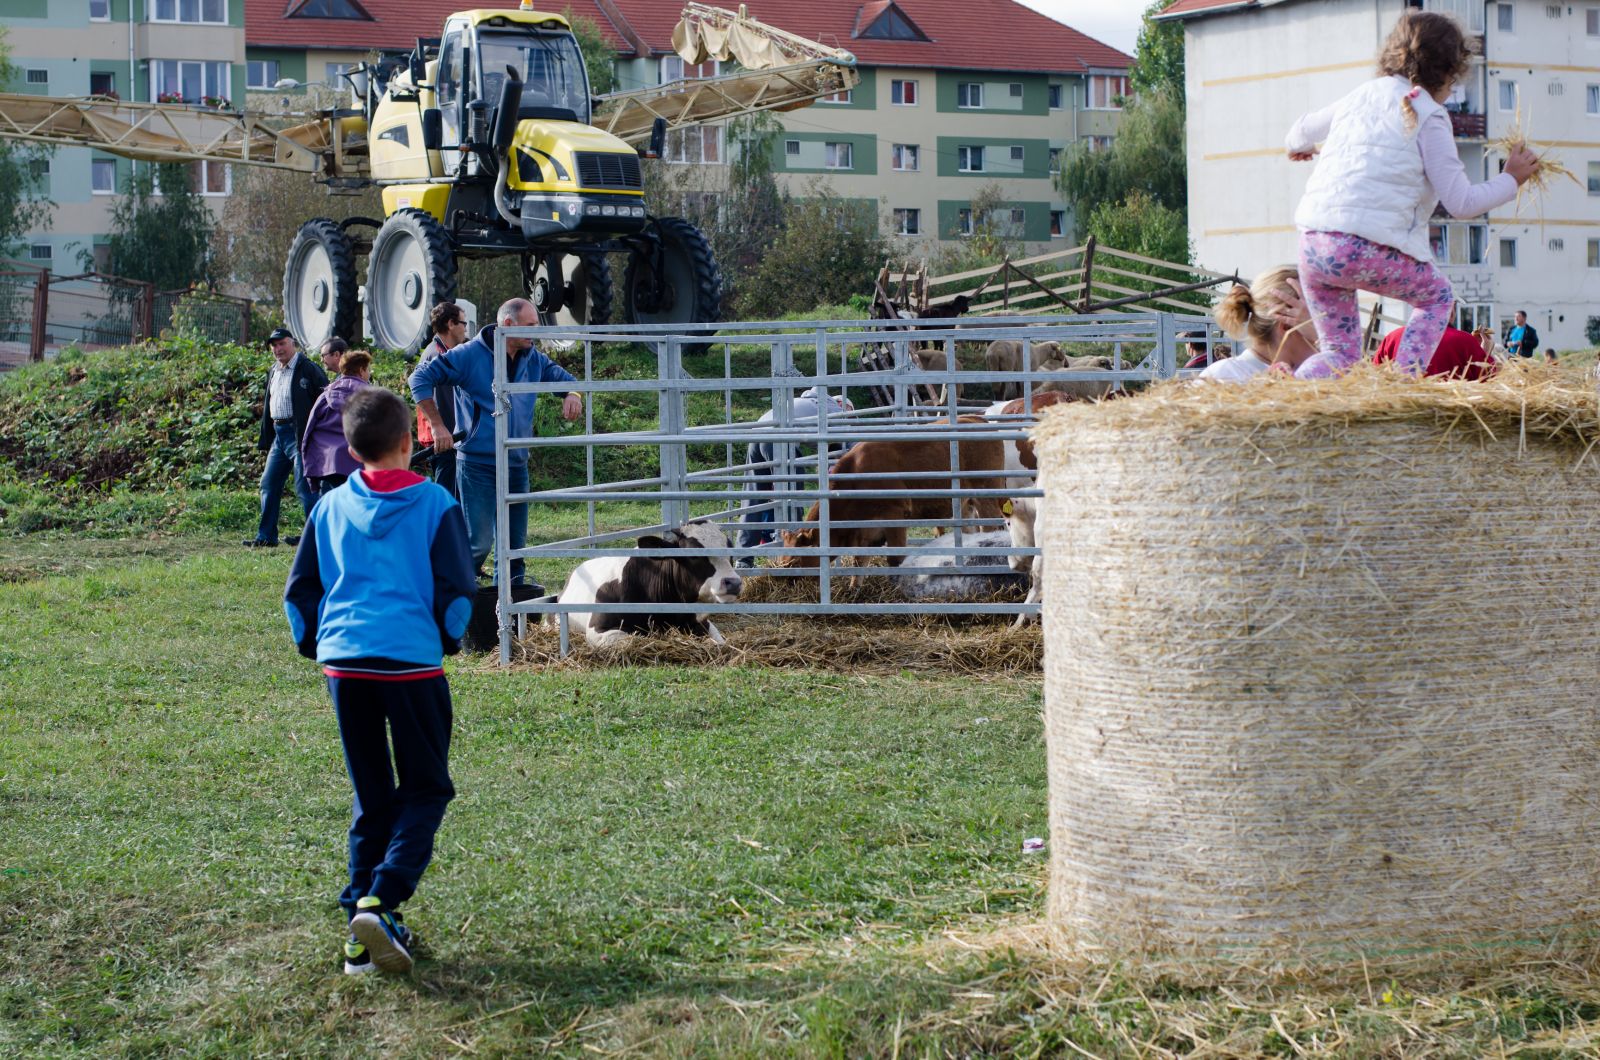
[0,92,351,173]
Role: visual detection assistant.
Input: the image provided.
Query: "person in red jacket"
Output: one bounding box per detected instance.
[1374,324,1497,380]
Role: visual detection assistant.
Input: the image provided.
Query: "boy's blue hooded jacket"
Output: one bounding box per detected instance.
[284,471,476,665]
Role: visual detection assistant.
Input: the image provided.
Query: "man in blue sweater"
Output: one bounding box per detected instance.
[409,297,583,587]
[284,387,476,975]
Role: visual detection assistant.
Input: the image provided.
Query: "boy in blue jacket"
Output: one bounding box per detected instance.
[284,387,476,975]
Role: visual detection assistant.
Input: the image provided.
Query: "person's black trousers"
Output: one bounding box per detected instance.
[328,674,455,918]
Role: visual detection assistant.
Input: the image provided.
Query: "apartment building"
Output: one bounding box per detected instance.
[4,0,246,269]
[244,0,1131,252]
[1159,0,1600,349]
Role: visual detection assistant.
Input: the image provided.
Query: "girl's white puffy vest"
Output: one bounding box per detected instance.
[1295,75,1442,263]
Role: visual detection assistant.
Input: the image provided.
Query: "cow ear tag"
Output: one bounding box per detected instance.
[1001,500,1014,517]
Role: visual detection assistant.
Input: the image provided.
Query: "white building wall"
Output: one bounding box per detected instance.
[1482,0,1600,351]
[1180,0,1598,350]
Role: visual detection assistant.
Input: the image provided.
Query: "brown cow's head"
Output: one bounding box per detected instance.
[775,526,820,568]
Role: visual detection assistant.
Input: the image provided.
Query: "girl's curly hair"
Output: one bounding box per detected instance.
[1378,11,1475,95]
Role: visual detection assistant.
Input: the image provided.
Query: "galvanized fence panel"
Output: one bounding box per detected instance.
[489,313,1212,661]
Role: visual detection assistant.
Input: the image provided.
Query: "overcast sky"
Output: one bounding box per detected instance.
[1014,0,1150,57]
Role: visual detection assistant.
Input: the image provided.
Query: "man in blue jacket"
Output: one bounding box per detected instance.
[409,297,582,587]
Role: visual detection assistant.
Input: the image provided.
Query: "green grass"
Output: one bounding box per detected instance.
[9,530,1600,1056]
[0,532,1050,1056]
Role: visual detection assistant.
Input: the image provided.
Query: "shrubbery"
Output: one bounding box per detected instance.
[737,194,894,320]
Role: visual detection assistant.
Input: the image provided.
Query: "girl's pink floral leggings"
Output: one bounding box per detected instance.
[1295,230,1455,378]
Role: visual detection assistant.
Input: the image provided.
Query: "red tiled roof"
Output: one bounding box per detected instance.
[246,0,632,52]
[1155,0,1304,21]
[246,0,1131,73]
[614,0,1130,72]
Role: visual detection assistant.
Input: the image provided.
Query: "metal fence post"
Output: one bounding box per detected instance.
[1155,312,1178,379]
[494,325,512,666]
[29,269,49,362]
[659,337,688,527]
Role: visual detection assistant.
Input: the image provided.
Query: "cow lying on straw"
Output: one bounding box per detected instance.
[899,529,1029,602]
[555,522,743,649]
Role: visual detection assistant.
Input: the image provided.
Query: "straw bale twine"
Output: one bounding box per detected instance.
[1033,365,1600,955]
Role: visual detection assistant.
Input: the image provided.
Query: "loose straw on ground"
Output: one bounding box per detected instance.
[1033,362,1600,959]
[504,613,1040,676]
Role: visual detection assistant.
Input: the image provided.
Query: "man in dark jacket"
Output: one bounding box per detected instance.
[247,327,329,547]
[1506,311,1539,358]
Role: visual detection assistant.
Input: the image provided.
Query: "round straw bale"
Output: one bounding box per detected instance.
[1033,365,1600,955]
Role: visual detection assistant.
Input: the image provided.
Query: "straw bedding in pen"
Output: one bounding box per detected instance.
[505,614,1041,676]
[1033,363,1600,955]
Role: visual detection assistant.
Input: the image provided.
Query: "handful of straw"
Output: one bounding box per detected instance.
[1490,87,1580,216]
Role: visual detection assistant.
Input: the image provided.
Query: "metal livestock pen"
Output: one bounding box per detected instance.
[486,313,1213,662]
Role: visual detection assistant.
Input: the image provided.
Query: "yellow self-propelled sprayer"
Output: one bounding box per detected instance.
[0,2,858,351]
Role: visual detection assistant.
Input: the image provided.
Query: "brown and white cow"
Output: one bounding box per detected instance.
[983,392,1072,625]
[556,522,743,649]
[984,340,1066,401]
[776,418,1007,568]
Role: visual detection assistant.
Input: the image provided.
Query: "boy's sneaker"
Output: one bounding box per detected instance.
[350,897,414,974]
[343,934,377,976]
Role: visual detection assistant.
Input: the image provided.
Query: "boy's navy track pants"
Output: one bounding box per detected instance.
[328,674,455,918]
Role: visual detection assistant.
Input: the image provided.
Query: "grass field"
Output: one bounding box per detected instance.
[8,527,1600,1057]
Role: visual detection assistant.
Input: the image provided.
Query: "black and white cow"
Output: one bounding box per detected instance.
[556,522,743,649]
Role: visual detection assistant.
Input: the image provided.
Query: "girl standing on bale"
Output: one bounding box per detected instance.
[1287,11,1538,379]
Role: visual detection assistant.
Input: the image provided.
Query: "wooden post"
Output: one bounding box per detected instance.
[1078,235,1097,313]
[29,269,49,362]
[1362,300,1384,354]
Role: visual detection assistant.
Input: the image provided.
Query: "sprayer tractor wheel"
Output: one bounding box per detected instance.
[366,208,458,353]
[623,216,722,328]
[528,252,613,331]
[282,218,358,351]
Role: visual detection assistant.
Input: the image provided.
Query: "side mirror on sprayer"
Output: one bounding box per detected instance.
[642,116,667,160]
[421,109,443,151]
[491,67,522,155]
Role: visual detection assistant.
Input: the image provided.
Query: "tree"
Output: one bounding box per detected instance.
[1058,86,1187,226]
[737,184,893,318]
[1131,0,1185,102]
[100,163,216,291]
[0,27,52,262]
[215,166,382,303]
[565,8,617,95]
[929,182,1025,275]
[1086,190,1190,264]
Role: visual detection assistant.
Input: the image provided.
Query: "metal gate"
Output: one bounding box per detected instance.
[488,313,1208,661]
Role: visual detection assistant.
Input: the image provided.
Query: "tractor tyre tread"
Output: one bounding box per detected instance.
[283,217,358,349]
[623,215,722,327]
[369,208,457,353]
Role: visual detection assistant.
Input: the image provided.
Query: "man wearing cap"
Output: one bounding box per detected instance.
[246,327,329,547]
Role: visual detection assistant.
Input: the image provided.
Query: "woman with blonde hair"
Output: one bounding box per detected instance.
[1200,265,1318,382]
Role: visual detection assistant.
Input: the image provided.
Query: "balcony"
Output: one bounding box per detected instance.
[1448,109,1486,140]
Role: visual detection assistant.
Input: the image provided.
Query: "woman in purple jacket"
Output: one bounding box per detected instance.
[301,350,373,499]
